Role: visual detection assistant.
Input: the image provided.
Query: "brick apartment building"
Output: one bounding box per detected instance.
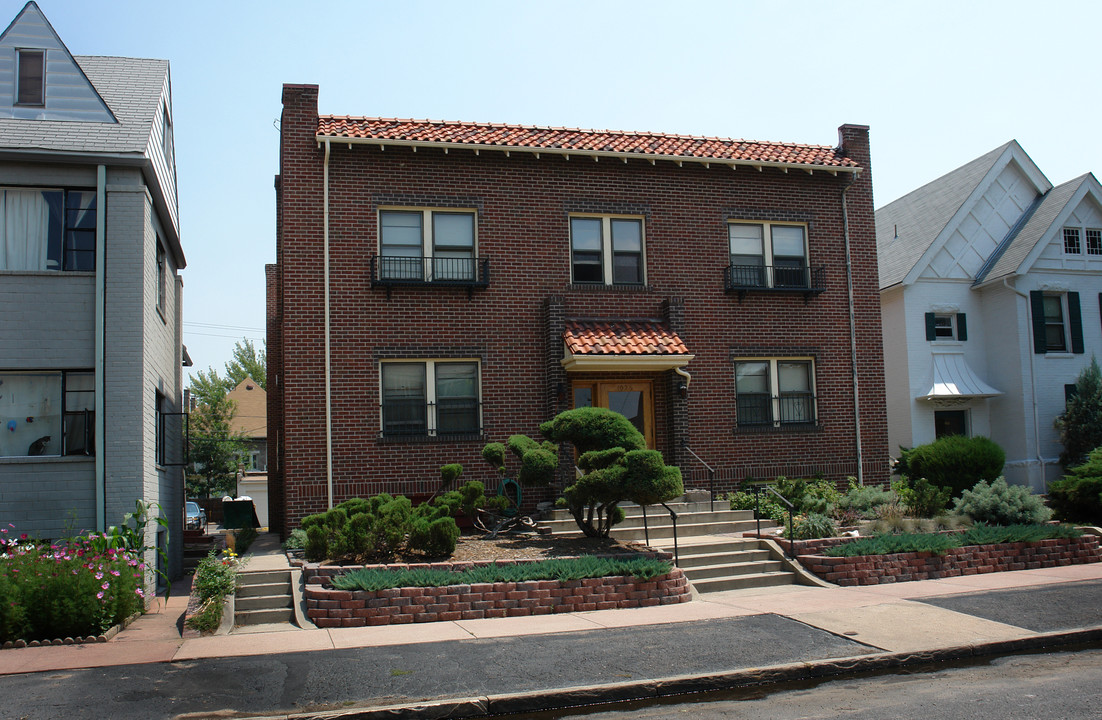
[267,83,889,535]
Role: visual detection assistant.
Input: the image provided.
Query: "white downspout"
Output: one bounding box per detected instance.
[95,164,106,530]
[1003,277,1045,489]
[842,172,864,485]
[673,365,691,389]
[323,139,333,509]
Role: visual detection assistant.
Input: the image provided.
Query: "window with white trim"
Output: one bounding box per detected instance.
[570,215,645,285]
[733,358,816,428]
[728,222,808,288]
[1030,290,1083,354]
[378,208,476,281]
[1087,229,1102,256]
[924,312,967,341]
[1043,295,1067,351]
[156,241,167,315]
[380,360,481,438]
[0,371,94,457]
[1064,227,1082,255]
[16,49,45,106]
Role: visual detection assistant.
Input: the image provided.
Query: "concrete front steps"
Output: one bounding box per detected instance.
[540,501,805,593]
[235,569,295,626]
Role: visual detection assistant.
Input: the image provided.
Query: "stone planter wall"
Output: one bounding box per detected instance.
[800,536,1101,586]
[302,555,689,627]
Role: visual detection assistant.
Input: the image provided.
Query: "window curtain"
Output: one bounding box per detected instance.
[0,190,50,271]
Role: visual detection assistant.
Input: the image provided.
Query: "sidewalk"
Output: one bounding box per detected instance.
[1,537,1100,719]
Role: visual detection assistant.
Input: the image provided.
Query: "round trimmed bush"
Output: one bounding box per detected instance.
[895,436,1005,497]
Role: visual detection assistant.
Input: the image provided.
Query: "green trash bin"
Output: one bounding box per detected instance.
[222,499,259,530]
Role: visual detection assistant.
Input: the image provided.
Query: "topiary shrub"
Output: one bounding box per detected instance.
[539,407,683,538]
[954,477,1051,525]
[1048,447,1102,523]
[892,477,951,518]
[895,436,1005,497]
[407,516,460,557]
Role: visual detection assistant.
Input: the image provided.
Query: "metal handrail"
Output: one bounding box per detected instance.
[639,503,679,566]
[753,484,796,560]
[679,441,715,511]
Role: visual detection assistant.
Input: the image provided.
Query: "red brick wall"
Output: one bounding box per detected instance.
[270,84,890,531]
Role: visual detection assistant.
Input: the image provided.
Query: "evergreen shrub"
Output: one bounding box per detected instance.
[1048,447,1102,523]
[895,435,1005,497]
[954,477,1051,525]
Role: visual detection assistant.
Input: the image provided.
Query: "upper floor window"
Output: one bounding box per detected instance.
[156,241,167,315]
[378,209,477,282]
[0,188,96,271]
[1030,291,1083,354]
[733,358,816,429]
[925,312,967,342]
[0,371,94,458]
[1064,227,1082,255]
[570,216,644,286]
[16,49,45,106]
[728,222,808,289]
[380,360,481,439]
[1088,229,1102,256]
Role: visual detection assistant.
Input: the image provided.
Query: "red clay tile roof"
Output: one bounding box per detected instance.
[317,116,858,169]
[564,320,689,356]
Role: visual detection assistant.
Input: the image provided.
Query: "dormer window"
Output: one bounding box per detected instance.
[16,49,45,106]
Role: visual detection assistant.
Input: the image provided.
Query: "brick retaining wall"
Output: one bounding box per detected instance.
[302,556,690,627]
[800,536,1101,586]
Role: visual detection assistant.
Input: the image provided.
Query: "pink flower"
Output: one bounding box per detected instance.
[95,572,103,580]
[135,588,145,598]
[101,582,109,590]
[96,591,104,599]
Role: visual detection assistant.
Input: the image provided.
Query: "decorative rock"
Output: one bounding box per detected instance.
[14,640,26,649]
[2,641,12,650]
[51,638,63,646]
[63,637,74,645]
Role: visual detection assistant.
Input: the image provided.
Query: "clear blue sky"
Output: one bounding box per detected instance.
[18,0,1102,378]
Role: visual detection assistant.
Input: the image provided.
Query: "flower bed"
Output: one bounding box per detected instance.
[301,552,690,627]
[800,535,1100,586]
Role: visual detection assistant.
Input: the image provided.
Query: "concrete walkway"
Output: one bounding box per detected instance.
[1,535,1100,719]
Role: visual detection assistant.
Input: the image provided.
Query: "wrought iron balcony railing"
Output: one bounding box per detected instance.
[724,264,826,303]
[379,399,483,441]
[735,392,817,430]
[370,255,490,297]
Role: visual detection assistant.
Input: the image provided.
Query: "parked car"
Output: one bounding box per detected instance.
[185,501,207,531]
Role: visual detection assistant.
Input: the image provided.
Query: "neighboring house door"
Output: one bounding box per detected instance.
[934,410,968,439]
[571,380,656,449]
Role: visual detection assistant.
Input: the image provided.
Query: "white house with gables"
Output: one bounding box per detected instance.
[0,3,187,580]
[877,141,1102,491]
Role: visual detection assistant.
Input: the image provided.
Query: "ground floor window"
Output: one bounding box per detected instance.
[733,358,816,428]
[380,360,481,438]
[934,409,968,439]
[0,370,94,457]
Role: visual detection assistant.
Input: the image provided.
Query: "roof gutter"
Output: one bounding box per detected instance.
[314,136,860,176]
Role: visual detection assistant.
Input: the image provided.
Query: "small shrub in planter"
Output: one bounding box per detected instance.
[792,512,837,540]
[895,436,1005,497]
[1048,447,1102,524]
[954,477,1051,525]
[892,477,951,518]
[836,479,895,519]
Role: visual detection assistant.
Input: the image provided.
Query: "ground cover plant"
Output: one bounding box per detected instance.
[330,555,672,592]
[822,523,1081,558]
[0,525,145,643]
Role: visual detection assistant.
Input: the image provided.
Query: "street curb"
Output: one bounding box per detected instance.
[233,626,1102,720]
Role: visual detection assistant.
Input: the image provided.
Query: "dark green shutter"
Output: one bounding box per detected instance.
[1030,291,1047,354]
[1069,292,1084,354]
[956,313,967,341]
[925,312,937,341]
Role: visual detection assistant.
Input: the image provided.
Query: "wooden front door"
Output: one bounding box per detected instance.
[572,380,655,449]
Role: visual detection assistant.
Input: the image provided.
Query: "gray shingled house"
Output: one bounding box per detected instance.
[877,141,1102,491]
[0,2,187,582]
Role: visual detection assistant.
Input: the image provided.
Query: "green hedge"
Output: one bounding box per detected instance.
[823,524,1081,557]
[895,436,1005,497]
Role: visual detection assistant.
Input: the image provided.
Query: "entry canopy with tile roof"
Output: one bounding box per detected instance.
[317,116,862,174]
[918,351,1002,404]
[561,320,694,372]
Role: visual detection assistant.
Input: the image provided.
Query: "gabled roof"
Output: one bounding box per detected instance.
[226,377,267,439]
[876,142,1019,289]
[0,1,114,123]
[978,173,1100,283]
[0,55,167,155]
[317,116,861,172]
